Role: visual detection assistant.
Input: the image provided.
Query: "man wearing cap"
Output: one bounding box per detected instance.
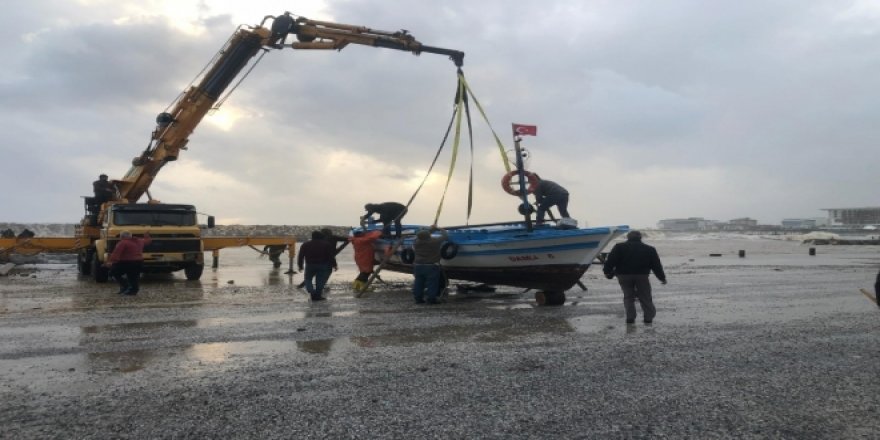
[603,230,667,324]
[93,174,116,205]
[411,226,448,304]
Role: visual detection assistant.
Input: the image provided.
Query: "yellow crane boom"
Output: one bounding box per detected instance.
[116,12,464,205]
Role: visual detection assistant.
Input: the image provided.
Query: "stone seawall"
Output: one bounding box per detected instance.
[0,223,350,242]
[204,225,350,242]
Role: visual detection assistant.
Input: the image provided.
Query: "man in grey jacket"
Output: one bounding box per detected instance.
[603,230,667,324]
[411,226,448,304]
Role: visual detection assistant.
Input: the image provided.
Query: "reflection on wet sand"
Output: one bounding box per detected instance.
[70,287,206,310]
[201,265,297,289]
[352,319,575,346]
[87,349,155,373]
[81,320,198,334]
[296,339,335,354]
[81,320,199,373]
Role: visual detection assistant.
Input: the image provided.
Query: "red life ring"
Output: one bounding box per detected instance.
[501,170,538,196]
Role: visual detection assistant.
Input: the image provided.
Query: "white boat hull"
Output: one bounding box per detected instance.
[374,222,629,291]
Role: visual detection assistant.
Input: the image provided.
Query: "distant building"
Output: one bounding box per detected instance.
[657,217,716,231]
[781,218,817,229]
[822,207,880,227]
[718,217,760,231]
[729,217,758,227]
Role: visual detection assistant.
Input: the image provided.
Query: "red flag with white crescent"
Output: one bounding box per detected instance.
[512,123,537,136]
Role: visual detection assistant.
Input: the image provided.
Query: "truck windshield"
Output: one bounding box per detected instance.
[114,211,197,226]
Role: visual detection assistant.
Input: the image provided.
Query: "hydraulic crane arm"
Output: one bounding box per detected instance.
[115,12,464,204]
[273,15,465,66]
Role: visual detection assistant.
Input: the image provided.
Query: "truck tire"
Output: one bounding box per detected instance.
[184,263,204,281]
[92,257,109,283]
[78,251,92,276]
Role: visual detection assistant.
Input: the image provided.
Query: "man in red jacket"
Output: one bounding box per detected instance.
[104,231,151,295]
[350,229,383,291]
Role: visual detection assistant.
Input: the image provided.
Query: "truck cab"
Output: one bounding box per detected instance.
[80,203,213,282]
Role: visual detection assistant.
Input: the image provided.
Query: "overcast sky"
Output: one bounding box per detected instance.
[2,0,878,229]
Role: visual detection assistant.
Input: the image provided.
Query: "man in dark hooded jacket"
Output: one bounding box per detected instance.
[874,269,880,309]
[362,202,407,238]
[603,230,666,324]
[93,174,116,204]
[533,177,570,224]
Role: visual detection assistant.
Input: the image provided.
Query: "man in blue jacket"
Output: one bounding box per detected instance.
[603,230,667,324]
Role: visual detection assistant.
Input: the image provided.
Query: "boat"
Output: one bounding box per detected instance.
[365,221,629,305]
[355,104,628,304]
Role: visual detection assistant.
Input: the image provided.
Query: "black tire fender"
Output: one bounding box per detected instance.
[400,248,415,264]
[440,242,459,260]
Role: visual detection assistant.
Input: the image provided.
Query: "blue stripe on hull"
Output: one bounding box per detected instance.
[457,240,600,257]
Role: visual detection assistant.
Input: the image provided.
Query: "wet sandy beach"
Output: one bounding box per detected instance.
[1,238,878,439]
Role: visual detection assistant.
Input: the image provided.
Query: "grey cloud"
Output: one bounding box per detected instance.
[2,1,878,227]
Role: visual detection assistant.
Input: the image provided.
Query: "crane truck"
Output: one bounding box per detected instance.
[2,12,464,282]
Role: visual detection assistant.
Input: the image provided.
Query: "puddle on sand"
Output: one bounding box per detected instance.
[1,314,624,391]
[78,310,359,336]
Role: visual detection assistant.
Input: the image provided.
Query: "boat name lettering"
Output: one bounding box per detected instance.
[508,255,539,262]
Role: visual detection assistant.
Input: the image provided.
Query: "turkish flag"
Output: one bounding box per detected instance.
[512,123,537,136]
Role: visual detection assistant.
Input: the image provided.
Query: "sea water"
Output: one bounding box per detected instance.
[7,232,880,288]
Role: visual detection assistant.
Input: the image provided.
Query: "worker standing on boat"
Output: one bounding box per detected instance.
[603,230,666,324]
[362,202,408,238]
[411,226,448,304]
[533,175,570,224]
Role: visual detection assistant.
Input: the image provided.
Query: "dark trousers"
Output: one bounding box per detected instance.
[381,220,403,238]
[304,263,332,297]
[413,264,441,302]
[536,194,570,222]
[875,270,880,308]
[617,274,656,322]
[111,261,143,293]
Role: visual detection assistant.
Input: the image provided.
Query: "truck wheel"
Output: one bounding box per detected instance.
[78,251,92,276]
[92,258,109,283]
[184,263,204,281]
